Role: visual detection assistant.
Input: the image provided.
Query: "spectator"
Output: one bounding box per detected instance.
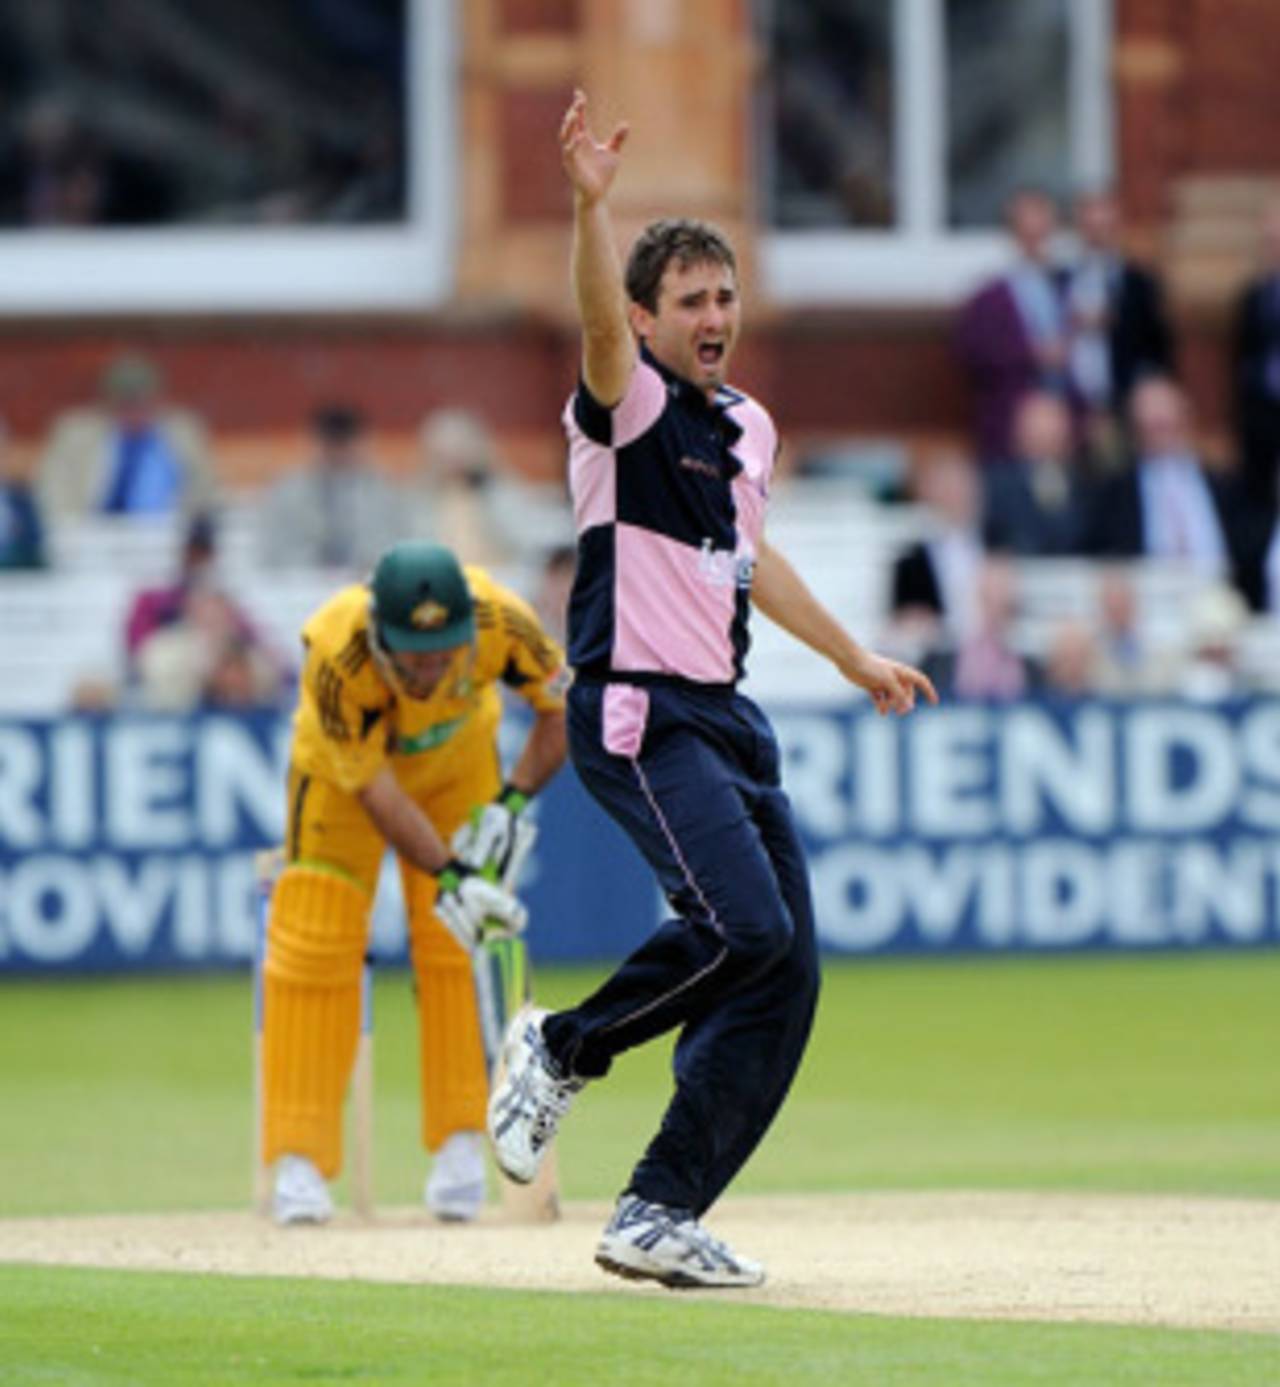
[413,409,572,576]
[1168,582,1252,703]
[1064,189,1176,463]
[136,587,287,712]
[942,557,1041,701]
[1041,619,1099,698]
[889,450,985,646]
[36,353,218,522]
[1230,199,1280,504]
[983,390,1095,556]
[955,188,1073,463]
[124,512,220,661]
[1087,377,1240,581]
[258,405,406,571]
[0,418,45,569]
[1092,566,1173,698]
[126,513,288,709]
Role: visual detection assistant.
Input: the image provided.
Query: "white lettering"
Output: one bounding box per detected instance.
[106,721,193,847]
[197,719,285,845]
[910,709,997,837]
[5,857,98,962]
[51,720,95,847]
[1002,706,1115,834]
[0,727,43,848]
[1021,840,1104,946]
[96,856,175,956]
[1127,707,1240,832]
[1240,705,1280,830]
[852,715,900,836]
[811,844,903,950]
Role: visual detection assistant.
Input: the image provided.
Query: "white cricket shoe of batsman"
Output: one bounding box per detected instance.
[487,1005,583,1184]
[595,1194,766,1289]
[272,1154,334,1226]
[425,1130,487,1222]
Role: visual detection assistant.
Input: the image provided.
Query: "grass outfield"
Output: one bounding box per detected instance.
[1,952,1277,1384]
[3,1266,1278,1387]
[1,953,1276,1216]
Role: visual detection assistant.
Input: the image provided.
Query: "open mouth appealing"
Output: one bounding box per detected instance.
[696,341,725,369]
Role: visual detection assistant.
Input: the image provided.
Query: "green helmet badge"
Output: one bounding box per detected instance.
[371,543,475,652]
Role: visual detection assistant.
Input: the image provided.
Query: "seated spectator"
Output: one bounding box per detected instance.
[983,391,1095,556]
[36,353,218,521]
[939,557,1042,702]
[124,512,220,662]
[258,405,406,571]
[954,188,1074,463]
[1168,582,1252,703]
[413,409,572,576]
[1087,377,1240,581]
[1230,199,1280,504]
[125,513,289,709]
[0,418,45,569]
[1091,566,1173,698]
[1064,188,1176,466]
[136,587,287,712]
[889,450,984,647]
[1041,620,1099,698]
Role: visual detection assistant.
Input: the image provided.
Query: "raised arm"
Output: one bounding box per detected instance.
[752,538,938,715]
[560,90,635,407]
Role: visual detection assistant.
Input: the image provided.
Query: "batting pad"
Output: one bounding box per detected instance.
[262,866,369,1179]
[405,876,489,1152]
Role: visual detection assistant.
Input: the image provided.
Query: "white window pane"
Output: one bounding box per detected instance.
[759,0,896,229]
[945,0,1071,228]
[0,0,409,229]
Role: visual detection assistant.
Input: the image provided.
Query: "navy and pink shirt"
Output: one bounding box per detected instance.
[563,347,778,688]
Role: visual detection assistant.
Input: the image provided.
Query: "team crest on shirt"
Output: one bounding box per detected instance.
[699,539,754,590]
[410,598,449,630]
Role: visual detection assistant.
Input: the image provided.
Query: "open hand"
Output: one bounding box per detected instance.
[560,88,629,205]
[840,650,938,716]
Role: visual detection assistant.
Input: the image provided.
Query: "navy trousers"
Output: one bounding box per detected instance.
[543,679,820,1216]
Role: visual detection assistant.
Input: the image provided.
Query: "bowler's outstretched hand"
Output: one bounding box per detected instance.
[840,650,939,716]
[560,88,629,204]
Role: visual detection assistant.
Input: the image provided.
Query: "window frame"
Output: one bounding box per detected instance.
[759,0,1114,305]
[0,0,457,316]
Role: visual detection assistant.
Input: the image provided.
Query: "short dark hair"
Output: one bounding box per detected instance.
[624,218,737,313]
[312,404,364,443]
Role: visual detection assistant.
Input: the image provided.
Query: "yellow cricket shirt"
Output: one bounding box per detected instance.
[290,566,568,796]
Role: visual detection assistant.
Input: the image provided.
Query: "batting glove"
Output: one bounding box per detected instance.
[434,859,528,951]
[450,784,529,878]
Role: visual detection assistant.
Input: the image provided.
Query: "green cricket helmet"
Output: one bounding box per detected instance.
[369,542,475,652]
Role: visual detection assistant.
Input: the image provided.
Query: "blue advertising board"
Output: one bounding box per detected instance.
[1,701,1278,972]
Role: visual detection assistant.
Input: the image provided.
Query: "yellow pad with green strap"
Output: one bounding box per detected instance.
[261,865,370,1178]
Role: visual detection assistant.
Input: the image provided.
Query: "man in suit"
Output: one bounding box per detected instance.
[1087,377,1239,581]
[1230,199,1280,504]
[983,390,1095,556]
[1065,190,1176,445]
[258,404,408,572]
[36,353,218,522]
[954,188,1072,464]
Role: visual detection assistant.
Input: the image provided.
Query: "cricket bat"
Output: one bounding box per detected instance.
[473,821,561,1223]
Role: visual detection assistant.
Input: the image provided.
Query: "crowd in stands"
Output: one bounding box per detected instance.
[3,185,1280,712]
[886,187,1280,701]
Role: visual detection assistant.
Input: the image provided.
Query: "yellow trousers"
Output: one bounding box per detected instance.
[261,749,498,1177]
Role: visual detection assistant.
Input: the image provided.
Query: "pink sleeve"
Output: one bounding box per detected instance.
[613,361,668,448]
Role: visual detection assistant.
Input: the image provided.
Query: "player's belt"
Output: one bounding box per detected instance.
[397,715,467,755]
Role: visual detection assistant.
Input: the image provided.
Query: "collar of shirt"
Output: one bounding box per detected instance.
[639,343,745,446]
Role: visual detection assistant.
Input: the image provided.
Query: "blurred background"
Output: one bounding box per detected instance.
[2,0,1280,972]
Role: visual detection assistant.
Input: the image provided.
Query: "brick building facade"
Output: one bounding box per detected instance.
[2,0,1279,480]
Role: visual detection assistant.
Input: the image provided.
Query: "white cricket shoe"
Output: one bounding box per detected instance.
[487,1005,583,1184]
[595,1194,766,1289]
[425,1130,487,1222]
[272,1154,334,1226]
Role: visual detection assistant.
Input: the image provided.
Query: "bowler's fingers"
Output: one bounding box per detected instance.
[606,123,630,153]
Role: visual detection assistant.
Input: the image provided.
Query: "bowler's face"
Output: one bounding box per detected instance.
[634,259,740,397]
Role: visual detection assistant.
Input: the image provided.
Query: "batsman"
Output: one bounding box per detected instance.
[261,540,568,1225]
